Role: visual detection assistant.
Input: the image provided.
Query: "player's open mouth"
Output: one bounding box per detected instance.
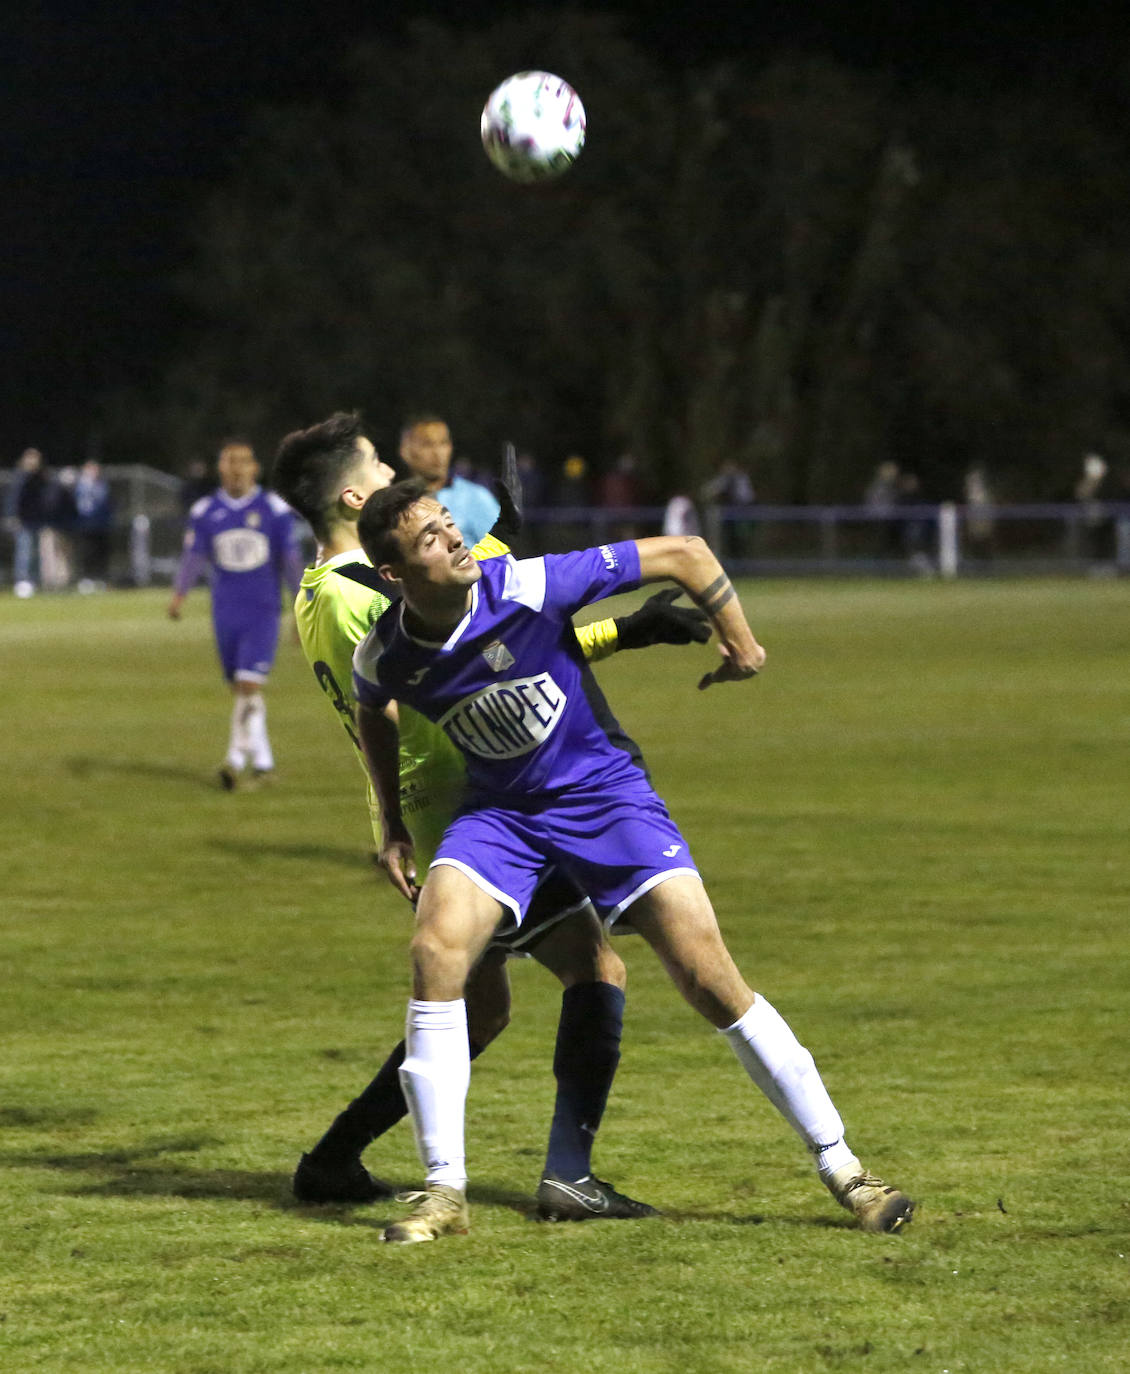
[452,550,473,569]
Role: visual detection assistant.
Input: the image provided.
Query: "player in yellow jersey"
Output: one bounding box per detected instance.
[273,412,709,1218]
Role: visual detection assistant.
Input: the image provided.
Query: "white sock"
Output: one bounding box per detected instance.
[720,994,852,1175]
[242,691,273,771]
[398,998,470,1188]
[226,697,248,769]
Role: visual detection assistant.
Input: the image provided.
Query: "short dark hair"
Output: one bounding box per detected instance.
[218,438,255,460]
[357,478,432,568]
[271,412,366,541]
[400,412,448,440]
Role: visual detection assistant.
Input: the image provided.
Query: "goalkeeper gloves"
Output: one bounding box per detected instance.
[614,588,711,650]
[488,441,523,540]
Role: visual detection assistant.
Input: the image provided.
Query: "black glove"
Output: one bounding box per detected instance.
[614,588,711,650]
[488,441,523,540]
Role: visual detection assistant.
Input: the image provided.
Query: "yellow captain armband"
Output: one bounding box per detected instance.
[472,533,510,561]
[575,617,620,662]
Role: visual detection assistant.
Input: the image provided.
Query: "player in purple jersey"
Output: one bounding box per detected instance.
[352,480,915,1245]
[272,411,706,1220]
[168,440,303,789]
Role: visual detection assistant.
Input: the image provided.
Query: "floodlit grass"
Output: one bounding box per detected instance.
[1,580,1128,1373]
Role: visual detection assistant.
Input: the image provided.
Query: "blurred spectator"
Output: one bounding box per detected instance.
[663,493,701,537]
[596,452,643,540]
[180,458,213,512]
[1074,452,1113,565]
[597,452,640,507]
[451,454,491,487]
[4,448,54,597]
[898,471,934,576]
[72,459,115,592]
[963,465,996,563]
[516,451,545,509]
[554,454,591,506]
[864,461,900,510]
[43,466,78,589]
[1114,467,1130,574]
[552,454,591,551]
[700,458,755,559]
[864,460,901,559]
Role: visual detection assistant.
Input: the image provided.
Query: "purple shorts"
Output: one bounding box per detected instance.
[432,775,698,927]
[213,609,280,683]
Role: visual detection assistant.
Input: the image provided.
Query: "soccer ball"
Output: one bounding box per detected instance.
[480,71,586,183]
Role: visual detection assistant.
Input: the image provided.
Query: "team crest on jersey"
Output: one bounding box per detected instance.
[213,526,270,571]
[482,639,515,673]
[245,511,261,528]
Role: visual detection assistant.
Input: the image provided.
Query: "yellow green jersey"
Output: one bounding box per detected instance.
[294,549,465,858]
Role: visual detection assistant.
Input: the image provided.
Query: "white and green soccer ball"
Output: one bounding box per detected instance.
[480,71,586,183]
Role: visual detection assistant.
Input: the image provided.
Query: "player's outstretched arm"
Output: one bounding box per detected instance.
[357,700,418,903]
[634,535,765,689]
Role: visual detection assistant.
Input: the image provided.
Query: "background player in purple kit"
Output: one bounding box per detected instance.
[352,479,915,1245]
[168,439,303,788]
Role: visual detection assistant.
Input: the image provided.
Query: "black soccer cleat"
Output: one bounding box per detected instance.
[292,1152,393,1204]
[536,1173,659,1222]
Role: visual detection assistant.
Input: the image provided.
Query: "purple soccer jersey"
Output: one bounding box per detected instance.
[175,487,301,681]
[352,543,700,922]
[353,543,646,796]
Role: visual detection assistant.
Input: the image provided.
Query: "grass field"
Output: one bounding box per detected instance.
[1,579,1128,1373]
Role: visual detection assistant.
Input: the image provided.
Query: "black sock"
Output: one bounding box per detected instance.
[308,1036,486,1167]
[544,982,625,1181]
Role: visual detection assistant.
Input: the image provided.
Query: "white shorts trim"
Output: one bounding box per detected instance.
[233,669,268,685]
[606,867,701,926]
[429,857,522,924]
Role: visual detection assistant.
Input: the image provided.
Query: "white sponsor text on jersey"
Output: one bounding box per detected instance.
[439,672,566,759]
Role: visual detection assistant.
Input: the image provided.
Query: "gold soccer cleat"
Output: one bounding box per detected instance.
[825,1160,915,1233]
[382,1185,469,1245]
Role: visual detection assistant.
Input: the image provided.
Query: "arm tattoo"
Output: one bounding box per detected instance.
[692,572,737,616]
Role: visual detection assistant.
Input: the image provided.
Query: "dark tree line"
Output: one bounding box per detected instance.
[108,11,1130,502]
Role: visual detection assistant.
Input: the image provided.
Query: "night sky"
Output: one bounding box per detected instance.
[2,0,1122,464]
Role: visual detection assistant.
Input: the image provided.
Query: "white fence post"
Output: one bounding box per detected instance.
[130,514,151,587]
[938,502,959,579]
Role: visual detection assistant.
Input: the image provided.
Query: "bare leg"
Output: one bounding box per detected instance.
[626,874,914,1231]
[628,875,846,1155]
[627,874,754,1027]
[531,903,626,989]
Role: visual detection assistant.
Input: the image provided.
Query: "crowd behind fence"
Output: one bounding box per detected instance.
[2,466,1130,589]
[505,501,1130,578]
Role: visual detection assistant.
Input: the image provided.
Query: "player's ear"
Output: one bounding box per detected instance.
[340,483,365,513]
[378,561,402,589]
